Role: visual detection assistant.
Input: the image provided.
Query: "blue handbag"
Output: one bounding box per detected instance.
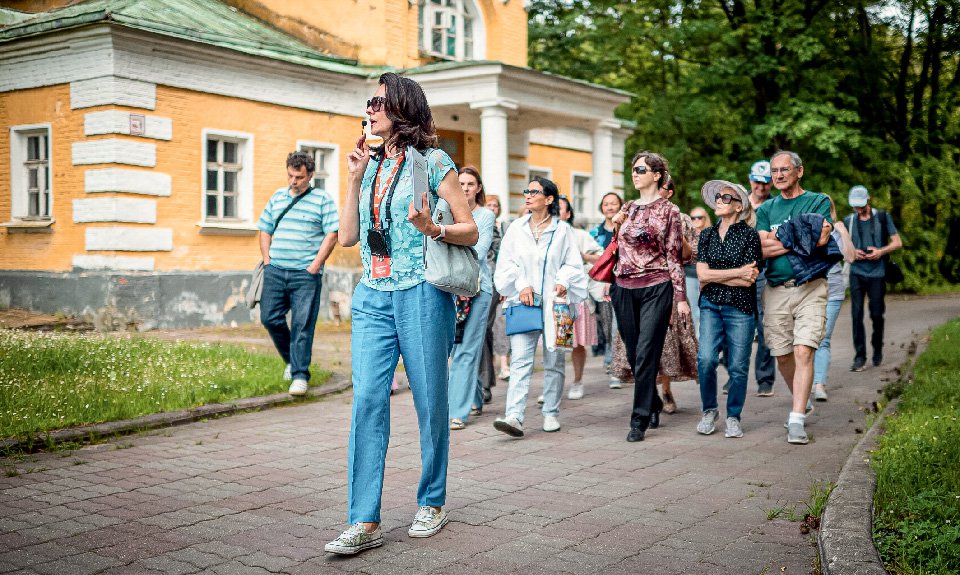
[503,225,555,336]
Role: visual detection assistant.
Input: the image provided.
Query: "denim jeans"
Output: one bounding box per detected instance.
[697,298,756,420]
[850,273,885,364]
[448,291,492,421]
[611,281,672,429]
[813,299,842,385]
[685,269,700,333]
[505,330,565,423]
[753,272,775,388]
[259,264,323,381]
[347,281,455,524]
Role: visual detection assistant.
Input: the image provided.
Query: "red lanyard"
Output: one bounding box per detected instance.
[372,153,405,227]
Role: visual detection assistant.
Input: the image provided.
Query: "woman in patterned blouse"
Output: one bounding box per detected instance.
[611,151,691,442]
[694,180,761,439]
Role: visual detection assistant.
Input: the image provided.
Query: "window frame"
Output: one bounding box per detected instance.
[419,0,485,62]
[9,124,53,222]
[296,140,340,211]
[570,172,592,222]
[201,129,254,224]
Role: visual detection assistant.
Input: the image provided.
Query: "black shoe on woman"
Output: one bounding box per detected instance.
[626,428,645,442]
[649,411,661,429]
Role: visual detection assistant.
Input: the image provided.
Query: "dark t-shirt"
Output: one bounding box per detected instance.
[846,210,898,279]
[755,190,832,285]
[697,222,762,315]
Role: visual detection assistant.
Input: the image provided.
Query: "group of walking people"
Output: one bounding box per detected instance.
[253,73,902,555]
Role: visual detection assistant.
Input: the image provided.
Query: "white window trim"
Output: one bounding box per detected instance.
[420,0,486,62]
[200,128,254,226]
[296,140,340,211]
[570,171,593,224]
[8,123,54,223]
[528,166,553,181]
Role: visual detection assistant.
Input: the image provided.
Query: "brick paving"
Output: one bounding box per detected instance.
[1,296,957,575]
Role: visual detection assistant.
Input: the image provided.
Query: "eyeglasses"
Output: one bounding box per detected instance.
[770,167,793,175]
[715,193,742,205]
[691,215,705,220]
[366,96,386,113]
[522,189,544,197]
[632,165,652,175]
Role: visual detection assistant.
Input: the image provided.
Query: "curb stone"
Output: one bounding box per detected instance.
[817,335,929,575]
[0,374,352,453]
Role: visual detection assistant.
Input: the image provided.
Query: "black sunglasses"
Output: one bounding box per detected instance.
[715,193,742,205]
[691,215,705,220]
[632,165,653,175]
[366,96,386,113]
[522,189,544,197]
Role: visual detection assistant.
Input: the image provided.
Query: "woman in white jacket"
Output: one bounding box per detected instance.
[493,177,587,437]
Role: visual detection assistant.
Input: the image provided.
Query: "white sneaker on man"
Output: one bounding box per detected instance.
[542,415,561,432]
[567,384,584,400]
[282,364,292,381]
[288,378,308,396]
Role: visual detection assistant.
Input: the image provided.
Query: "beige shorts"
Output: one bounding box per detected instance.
[762,278,828,356]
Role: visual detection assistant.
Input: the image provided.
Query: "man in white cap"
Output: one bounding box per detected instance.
[843,185,902,372]
[747,160,777,397]
[755,150,832,445]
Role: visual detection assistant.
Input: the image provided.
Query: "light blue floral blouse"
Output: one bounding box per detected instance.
[359,147,457,291]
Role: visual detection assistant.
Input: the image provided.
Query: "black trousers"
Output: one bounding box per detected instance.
[850,273,886,364]
[612,281,673,430]
[477,288,500,393]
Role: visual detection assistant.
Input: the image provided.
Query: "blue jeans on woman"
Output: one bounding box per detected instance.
[813,299,842,385]
[697,299,756,420]
[347,281,455,524]
[448,291,493,422]
[504,331,565,424]
[260,264,323,381]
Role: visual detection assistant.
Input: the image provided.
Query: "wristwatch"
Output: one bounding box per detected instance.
[431,224,446,242]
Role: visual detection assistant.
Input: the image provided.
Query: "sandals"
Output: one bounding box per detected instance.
[449,419,466,430]
[469,406,483,417]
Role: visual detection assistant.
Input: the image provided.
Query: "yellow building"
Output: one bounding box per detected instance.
[0,0,631,327]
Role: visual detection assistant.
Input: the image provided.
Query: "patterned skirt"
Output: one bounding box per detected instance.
[572,301,598,348]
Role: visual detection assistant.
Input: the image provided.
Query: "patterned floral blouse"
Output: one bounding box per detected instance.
[614,197,687,302]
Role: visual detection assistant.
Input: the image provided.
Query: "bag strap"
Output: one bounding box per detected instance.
[539,220,558,297]
[273,186,313,231]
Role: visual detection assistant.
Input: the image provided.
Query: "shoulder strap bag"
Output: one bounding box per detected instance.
[246,187,313,309]
[504,225,556,336]
[422,156,481,296]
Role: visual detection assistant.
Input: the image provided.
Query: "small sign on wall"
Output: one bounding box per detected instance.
[129,114,145,136]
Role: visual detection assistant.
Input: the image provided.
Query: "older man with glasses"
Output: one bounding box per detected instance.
[746,160,778,398]
[755,151,833,445]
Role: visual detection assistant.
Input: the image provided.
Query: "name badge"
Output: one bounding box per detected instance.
[371,256,392,279]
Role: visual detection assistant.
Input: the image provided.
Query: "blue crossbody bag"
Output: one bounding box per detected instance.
[503,226,556,336]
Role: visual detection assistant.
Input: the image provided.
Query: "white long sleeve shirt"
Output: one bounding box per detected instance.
[494,215,587,351]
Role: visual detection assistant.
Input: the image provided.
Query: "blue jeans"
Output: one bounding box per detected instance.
[347,281,455,524]
[260,264,322,381]
[685,269,700,333]
[697,299,756,420]
[505,331,565,423]
[754,272,775,388]
[448,291,492,421]
[813,299,842,385]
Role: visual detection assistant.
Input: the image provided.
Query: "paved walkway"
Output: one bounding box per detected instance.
[1,296,957,575]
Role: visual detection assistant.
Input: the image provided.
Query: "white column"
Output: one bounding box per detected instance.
[479,106,510,212]
[591,123,616,221]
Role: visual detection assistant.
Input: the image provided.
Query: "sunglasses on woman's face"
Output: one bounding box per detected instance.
[366,96,386,113]
[522,189,544,197]
[632,165,652,175]
[691,215,705,220]
[715,193,742,205]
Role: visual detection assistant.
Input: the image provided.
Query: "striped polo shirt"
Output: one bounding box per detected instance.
[257,187,340,271]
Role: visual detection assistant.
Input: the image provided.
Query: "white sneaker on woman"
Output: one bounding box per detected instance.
[567,384,584,400]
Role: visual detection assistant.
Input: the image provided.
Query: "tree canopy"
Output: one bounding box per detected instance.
[529,0,960,289]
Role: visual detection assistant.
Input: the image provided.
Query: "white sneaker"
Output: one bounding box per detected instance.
[497,368,510,381]
[282,364,292,381]
[724,417,743,438]
[537,394,545,405]
[408,506,448,538]
[567,384,584,400]
[493,415,524,437]
[288,378,308,396]
[812,385,828,402]
[609,378,622,389]
[324,524,383,555]
[542,415,561,432]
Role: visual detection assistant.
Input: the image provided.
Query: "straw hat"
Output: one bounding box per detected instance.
[701,180,751,222]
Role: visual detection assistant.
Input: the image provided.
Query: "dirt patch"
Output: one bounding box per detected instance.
[0,309,93,331]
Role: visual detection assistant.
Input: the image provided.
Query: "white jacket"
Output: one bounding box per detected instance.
[494,215,588,351]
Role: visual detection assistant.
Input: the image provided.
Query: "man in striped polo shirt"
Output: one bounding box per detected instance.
[257,151,340,395]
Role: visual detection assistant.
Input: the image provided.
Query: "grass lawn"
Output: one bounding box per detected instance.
[872,318,960,574]
[0,329,330,439]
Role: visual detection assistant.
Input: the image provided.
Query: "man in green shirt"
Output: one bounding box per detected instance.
[755,151,832,445]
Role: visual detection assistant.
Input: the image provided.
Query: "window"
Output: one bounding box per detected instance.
[528,167,552,182]
[9,125,52,221]
[297,142,340,209]
[571,174,591,218]
[202,130,253,223]
[419,0,484,61]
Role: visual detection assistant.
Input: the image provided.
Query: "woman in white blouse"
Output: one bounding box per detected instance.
[493,177,587,437]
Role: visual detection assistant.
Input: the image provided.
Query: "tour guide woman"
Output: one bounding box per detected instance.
[326,72,478,555]
[611,151,691,442]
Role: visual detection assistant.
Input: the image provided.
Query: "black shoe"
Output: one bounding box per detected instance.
[626,428,645,442]
[850,360,866,372]
[872,356,882,367]
[649,411,661,429]
[482,388,492,404]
